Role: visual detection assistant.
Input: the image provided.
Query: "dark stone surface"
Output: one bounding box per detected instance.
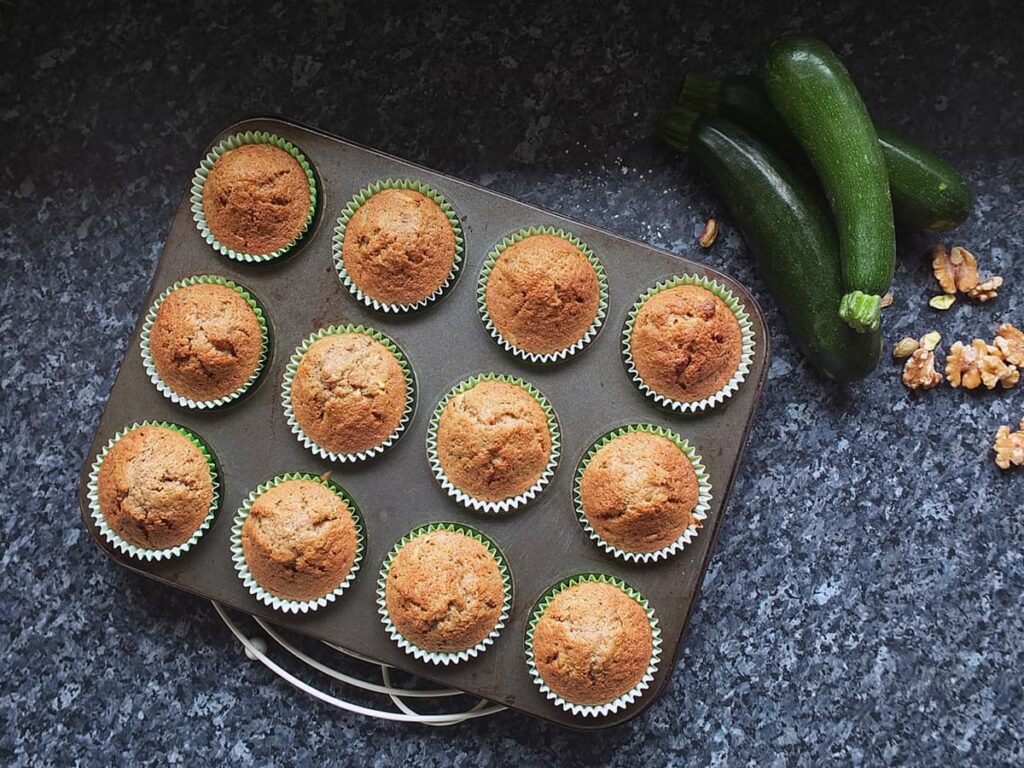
[2,1,1022,765]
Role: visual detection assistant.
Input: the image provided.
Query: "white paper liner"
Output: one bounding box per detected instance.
[477,226,609,363]
[525,574,662,717]
[622,274,755,413]
[86,421,220,561]
[281,325,415,463]
[230,472,365,614]
[376,522,512,665]
[426,373,560,513]
[574,424,712,563]
[332,179,465,313]
[190,130,318,263]
[139,275,269,409]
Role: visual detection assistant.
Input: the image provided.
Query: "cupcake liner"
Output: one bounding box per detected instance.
[281,325,415,463]
[86,421,220,561]
[139,275,270,410]
[190,131,318,263]
[426,373,560,513]
[230,472,365,614]
[573,424,712,563]
[376,522,512,665]
[332,179,465,313]
[525,573,662,717]
[622,274,755,413]
[477,226,609,363]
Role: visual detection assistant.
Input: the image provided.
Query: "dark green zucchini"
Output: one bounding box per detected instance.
[667,74,973,233]
[689,114,881,381]
[876,127,973,231]
[764,35,895,334]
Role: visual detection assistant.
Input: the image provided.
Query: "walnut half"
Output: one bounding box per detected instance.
[931,244,1002,302]
[995,323,1024,366]
[994,419,1024,470]
[947,339,1019,390]
[932,244,979,293]
[902,347,942,390]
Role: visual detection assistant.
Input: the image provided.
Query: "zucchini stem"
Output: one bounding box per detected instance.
[839,291,882,333]
[658,74,723,154]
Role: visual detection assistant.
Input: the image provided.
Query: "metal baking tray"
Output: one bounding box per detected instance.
[77,116,769,729]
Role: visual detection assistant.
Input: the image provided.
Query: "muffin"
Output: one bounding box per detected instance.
[341,187,458,306]
[241,479,359,602]
[436,380,552,502]
[202,142,311,255]
[384,528,505,653]
[96,425,214,550]
[532,580,654,707]
[148,281,264,402]
[579,431,700,554]
[630,283,743,403]
[484,233,601,355]
[289,331,408,456]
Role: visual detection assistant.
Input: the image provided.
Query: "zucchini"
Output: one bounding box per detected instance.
[689,114,881,381]
[764,35,895,334]
[667,74,973,232]
[876,127,973,232]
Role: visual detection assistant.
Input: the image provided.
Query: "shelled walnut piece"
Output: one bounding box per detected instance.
[994,419,1024,470]
[994,324,1024,366]
[931,245,1002,302]
[946,339,1020,390]
[902,347,942,390]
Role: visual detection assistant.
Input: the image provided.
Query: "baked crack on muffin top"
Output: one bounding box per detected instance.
[437,380,551,501]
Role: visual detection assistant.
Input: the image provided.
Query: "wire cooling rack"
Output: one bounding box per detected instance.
[212,601,506,725]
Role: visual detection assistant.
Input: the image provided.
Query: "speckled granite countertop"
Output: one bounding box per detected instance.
[2,1,1022,765]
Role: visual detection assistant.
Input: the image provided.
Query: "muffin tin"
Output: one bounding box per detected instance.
[76,116,769,730]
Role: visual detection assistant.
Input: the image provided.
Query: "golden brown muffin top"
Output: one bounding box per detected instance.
[241,479,358,602]
[484,234,601,354]
[96,425,213,550]
[437,380,551,501]
[385,529,505,652]
[630,284,742,403]
[202,143,310,255]
[580,431,699,553]
[342,188,457,306]
[290,333,407,456]
[533,581,653,706]
[149,283,263,401]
